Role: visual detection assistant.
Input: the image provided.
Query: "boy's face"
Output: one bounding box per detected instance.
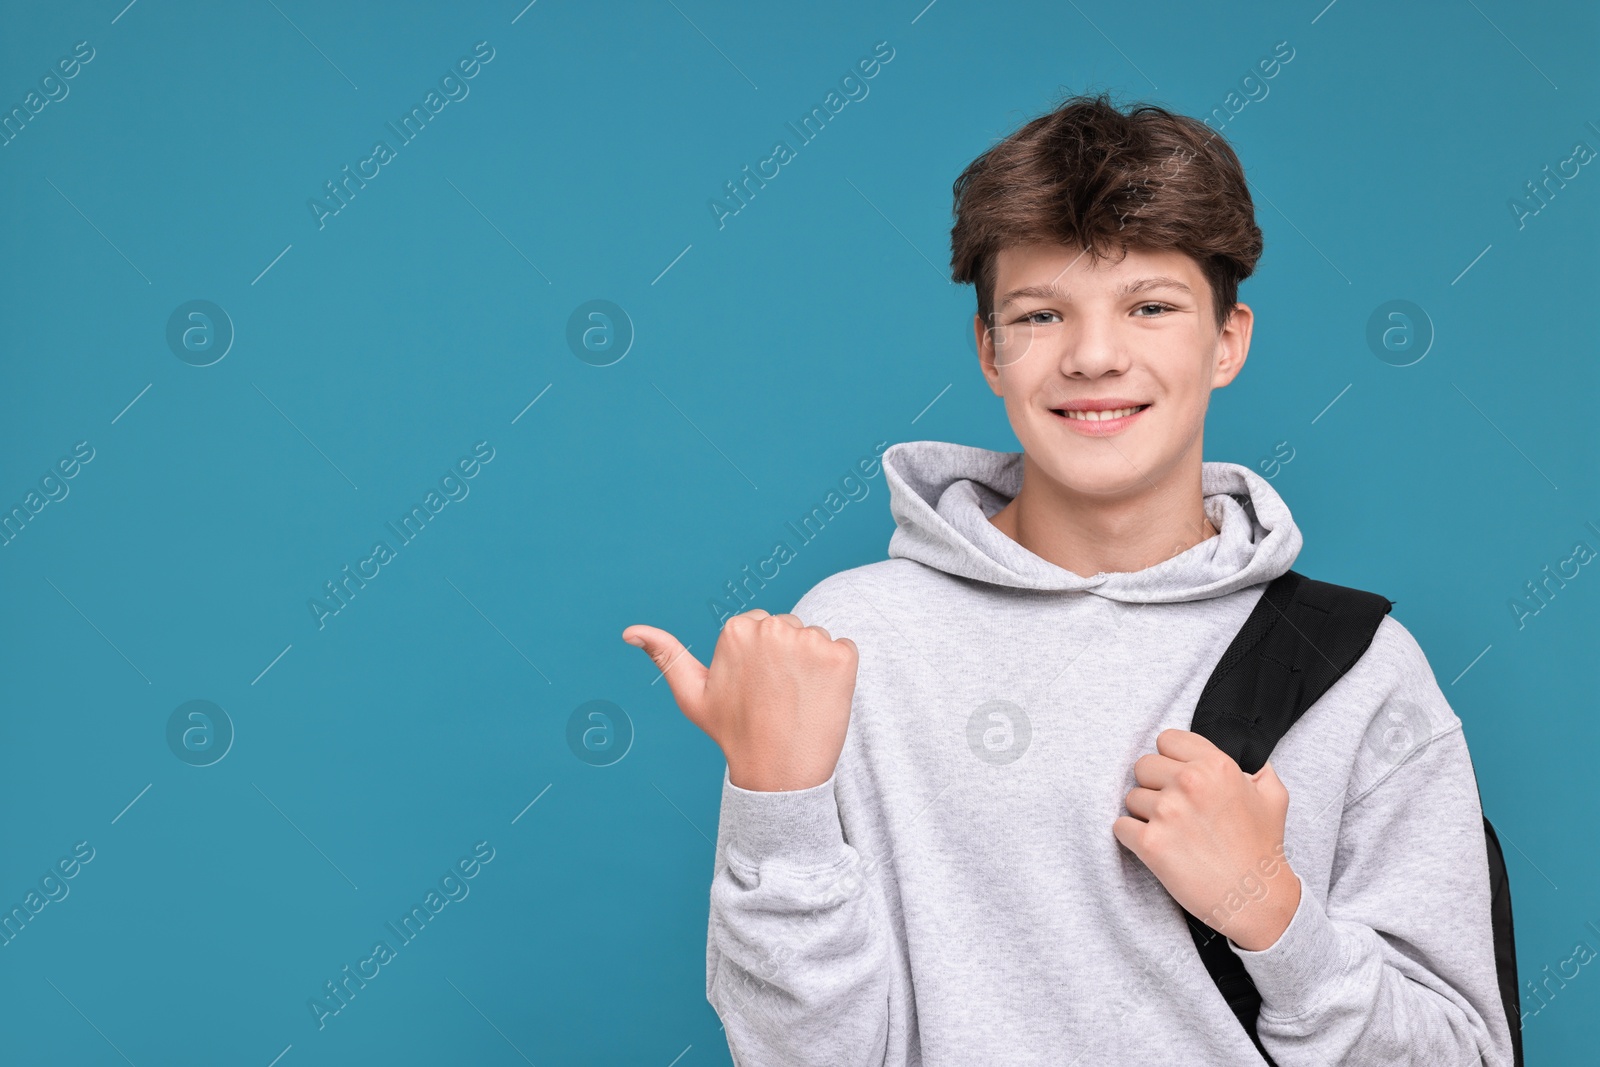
[976,241,1251,502]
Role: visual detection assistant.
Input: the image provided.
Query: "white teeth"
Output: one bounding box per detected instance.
[1060,406,1145,421]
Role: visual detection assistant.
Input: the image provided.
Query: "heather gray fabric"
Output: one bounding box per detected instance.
[706,439,1514,1067]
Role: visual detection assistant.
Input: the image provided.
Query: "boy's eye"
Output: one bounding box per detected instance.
[1015,305,1173,324]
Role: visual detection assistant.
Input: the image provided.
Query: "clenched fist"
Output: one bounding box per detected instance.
[621,610,859,793]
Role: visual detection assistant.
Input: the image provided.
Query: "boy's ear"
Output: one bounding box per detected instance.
[1210,302,1253,389]
[975,313,1005,396]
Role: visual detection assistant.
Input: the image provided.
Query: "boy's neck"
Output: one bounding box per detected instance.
[987,450,1218,579]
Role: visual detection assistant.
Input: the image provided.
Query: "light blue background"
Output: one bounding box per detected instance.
[1,0,1595,1063]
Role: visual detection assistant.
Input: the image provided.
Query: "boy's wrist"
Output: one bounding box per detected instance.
[1225,867,1302,952]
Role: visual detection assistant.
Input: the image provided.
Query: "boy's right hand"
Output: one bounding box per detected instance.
[621,610,859,793]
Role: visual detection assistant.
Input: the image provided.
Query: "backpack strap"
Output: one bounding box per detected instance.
[1185,568,1394,1064]
[1482,816,1524,1066]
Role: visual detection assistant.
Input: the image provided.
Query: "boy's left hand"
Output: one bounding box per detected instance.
[1113,728,1301,952]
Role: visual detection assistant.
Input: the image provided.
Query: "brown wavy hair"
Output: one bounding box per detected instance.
[950,90,1263,335]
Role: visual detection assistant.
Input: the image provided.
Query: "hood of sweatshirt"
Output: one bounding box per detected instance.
[882,439,1302,603]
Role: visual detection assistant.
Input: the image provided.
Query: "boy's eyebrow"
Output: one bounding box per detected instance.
[997,275,1193,310]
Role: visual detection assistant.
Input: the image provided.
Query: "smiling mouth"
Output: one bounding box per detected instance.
[1052,404,1150,422]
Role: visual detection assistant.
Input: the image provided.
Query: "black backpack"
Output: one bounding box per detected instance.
[1184,568,1522,1066]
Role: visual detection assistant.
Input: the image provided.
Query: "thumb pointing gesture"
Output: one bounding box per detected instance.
[622,609,859,793]
[621,624,710,726]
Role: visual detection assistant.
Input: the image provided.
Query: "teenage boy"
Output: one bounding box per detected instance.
[623,92,1514,1066]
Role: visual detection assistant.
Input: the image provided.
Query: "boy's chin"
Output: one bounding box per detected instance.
[1026,446,1165,498]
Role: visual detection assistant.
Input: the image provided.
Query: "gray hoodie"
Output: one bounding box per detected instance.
[706,439,1514,1067]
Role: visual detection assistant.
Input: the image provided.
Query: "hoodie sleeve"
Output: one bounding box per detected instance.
[1227,622,1516,1067]
[705,766,894,1067]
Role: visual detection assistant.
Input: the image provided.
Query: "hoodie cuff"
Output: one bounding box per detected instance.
[720,767,849,873]
[1228,875,1350,1021]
